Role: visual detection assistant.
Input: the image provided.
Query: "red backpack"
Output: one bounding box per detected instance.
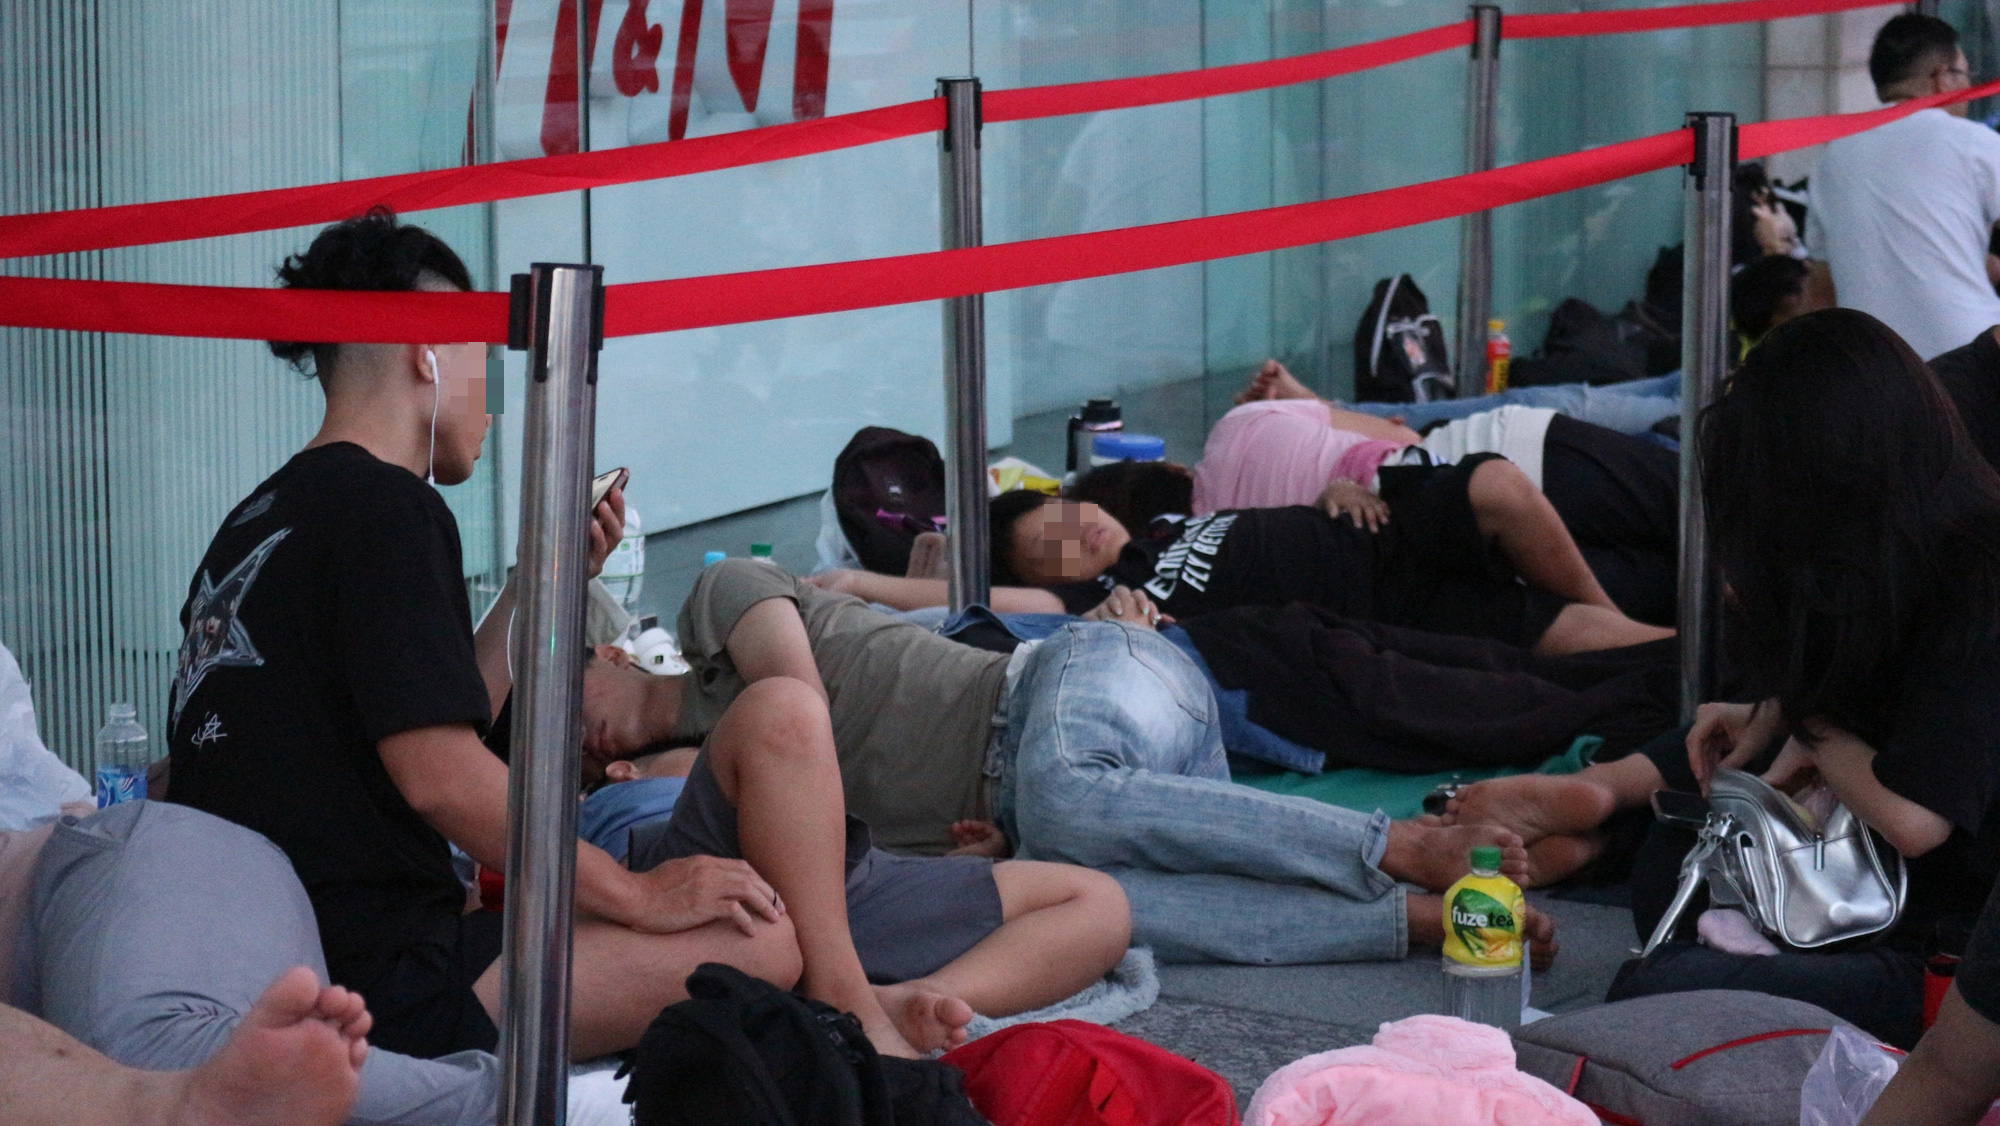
[941,1021,1240,1126]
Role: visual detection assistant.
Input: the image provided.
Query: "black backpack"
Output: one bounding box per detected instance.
[622,963,986,1126]
[831,427,948,576]
[1353,274,1456,403]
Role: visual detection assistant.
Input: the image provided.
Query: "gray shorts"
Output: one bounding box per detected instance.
[626,755,1004,984]
[21,801,499,1126]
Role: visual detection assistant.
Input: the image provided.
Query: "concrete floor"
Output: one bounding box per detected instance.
[1116,894,1637,1108]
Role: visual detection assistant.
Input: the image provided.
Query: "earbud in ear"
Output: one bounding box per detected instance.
[425,349,440,380]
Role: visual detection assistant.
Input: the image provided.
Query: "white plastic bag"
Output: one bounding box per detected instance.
[1799,1027,1901,1126]
[0,641,90,830]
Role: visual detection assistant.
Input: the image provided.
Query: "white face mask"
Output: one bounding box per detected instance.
[426,349,440,485]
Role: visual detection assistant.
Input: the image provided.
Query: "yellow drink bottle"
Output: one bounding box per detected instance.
[1441,845,1525,1031]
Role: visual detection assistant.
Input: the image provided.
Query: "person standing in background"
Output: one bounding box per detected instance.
[1805,13,2000,360]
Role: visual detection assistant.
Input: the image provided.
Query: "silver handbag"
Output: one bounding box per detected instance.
[1641,767,1907,956]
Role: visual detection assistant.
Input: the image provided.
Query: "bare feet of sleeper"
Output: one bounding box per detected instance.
[1442,774,1619,845]
[175,966,371,1126]
[1235,359,1318,405]
[871,983,975,1055]
[1381,819,1529,892]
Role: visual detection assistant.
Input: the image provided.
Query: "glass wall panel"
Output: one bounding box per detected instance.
[0,0,495,770]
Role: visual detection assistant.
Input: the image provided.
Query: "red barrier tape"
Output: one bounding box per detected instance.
[4,77,1996,345]
[985,23,1473,123]
[0,99,943,262]
[0,0,1920,262]
[1510,0,1897,39]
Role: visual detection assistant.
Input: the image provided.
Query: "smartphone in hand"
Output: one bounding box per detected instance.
[591,468,628,512]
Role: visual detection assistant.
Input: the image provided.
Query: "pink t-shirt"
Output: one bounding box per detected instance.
[1192,400,1376,514]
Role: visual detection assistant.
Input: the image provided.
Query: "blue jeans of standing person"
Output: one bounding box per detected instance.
[1342,372,1681,434]
[997,621,1408,965]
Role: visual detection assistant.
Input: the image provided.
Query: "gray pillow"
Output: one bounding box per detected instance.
[1512,990,1854,1126]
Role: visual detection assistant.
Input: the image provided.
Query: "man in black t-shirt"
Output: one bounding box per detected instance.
[169,213,961,1064]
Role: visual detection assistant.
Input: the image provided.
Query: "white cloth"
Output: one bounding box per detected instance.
[1416,406,1558,489]
[0,642,89,830]
[1806,108,2000,360]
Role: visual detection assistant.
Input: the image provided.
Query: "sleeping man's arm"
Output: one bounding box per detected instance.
[722,598,829,701]
[804,570,1065,614]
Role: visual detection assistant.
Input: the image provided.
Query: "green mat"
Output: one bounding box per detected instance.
[1234,736,1603,821]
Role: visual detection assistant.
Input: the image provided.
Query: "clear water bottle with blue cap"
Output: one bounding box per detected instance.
[703,550,727,567]
[94,703,150,807]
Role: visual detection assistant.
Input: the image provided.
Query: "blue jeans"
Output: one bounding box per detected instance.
[998,622,1407,964]
[1343,373,1681,434]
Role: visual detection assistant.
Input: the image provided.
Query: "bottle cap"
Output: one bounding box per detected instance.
[109,702,136,721]
[1488,319,1506,332]
[1470,845,1504,873]
[1079,398,1121,424]
[1092,433,1167,462]
[750,543,774,558]
[703,550,727,566]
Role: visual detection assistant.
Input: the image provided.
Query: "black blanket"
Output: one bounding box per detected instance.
[1183,603,1678,773]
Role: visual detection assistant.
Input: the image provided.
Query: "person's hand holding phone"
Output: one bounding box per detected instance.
[586,469,628,580]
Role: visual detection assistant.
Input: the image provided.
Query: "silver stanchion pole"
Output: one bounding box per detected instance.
[1678,113,1735,722]
[937,76,990,613]
[1454,5,1502,393]
[499,262,604,1126]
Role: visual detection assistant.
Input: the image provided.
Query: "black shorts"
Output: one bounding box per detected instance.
[626,754,1005,984]
[356,908,504,1059]
[1372,453,1570,648]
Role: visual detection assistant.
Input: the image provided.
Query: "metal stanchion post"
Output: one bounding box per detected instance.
[1678,113,1735,722]
[937,77,990,613]
[1454,5,1502,393]
[498,262,605,1126]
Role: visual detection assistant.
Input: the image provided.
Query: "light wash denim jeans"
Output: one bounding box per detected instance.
[1342,372,1681,434]
[998,622,1408,964]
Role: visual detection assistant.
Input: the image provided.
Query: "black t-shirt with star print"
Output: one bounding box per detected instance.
[166,442,492,995]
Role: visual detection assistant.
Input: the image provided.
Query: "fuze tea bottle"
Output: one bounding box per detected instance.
[1441,844,1525,1031]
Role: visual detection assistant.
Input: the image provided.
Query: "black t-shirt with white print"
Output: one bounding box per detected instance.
[1049,506,1379,620]
[165,442,492,993]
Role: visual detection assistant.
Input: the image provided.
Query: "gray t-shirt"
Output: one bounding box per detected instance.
[676,560,1009,854]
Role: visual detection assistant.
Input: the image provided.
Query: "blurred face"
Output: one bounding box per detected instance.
[579,645,655,783]
[1938,49,1974,114]
[1006,499,1130,584]
[1750,191,1799,258]
[426,340,490,485]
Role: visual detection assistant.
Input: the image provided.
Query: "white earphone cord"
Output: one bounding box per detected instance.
[426,349,439,485]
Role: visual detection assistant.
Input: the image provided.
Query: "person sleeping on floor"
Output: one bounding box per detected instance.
[817,454,1673,657]
[557,557,1564,971]
[1186,362,1683,626]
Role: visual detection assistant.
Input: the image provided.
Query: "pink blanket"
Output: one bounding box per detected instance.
[1247,1015,1597,1126]
[1191,400,1372,514]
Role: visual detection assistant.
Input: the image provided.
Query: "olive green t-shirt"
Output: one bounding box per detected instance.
[675,559,1009,854]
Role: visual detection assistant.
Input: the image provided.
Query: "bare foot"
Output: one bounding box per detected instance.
[873,982,974,1055]
[1443,774,1617,845]
[1234,359,1317,405]
[1406,897,1560,971]
[175,967,369,1126]
[1382,820,1528,892]
[1524,833,1605,889]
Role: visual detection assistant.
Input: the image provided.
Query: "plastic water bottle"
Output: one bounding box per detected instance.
[94,702,150,808]
[702,550,726,567]
[750,542,777,565]
[1441,844,1525,1031]
[1485,320,1512,394]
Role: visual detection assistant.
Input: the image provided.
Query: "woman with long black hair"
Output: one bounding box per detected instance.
[1444,308,2000,1044]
